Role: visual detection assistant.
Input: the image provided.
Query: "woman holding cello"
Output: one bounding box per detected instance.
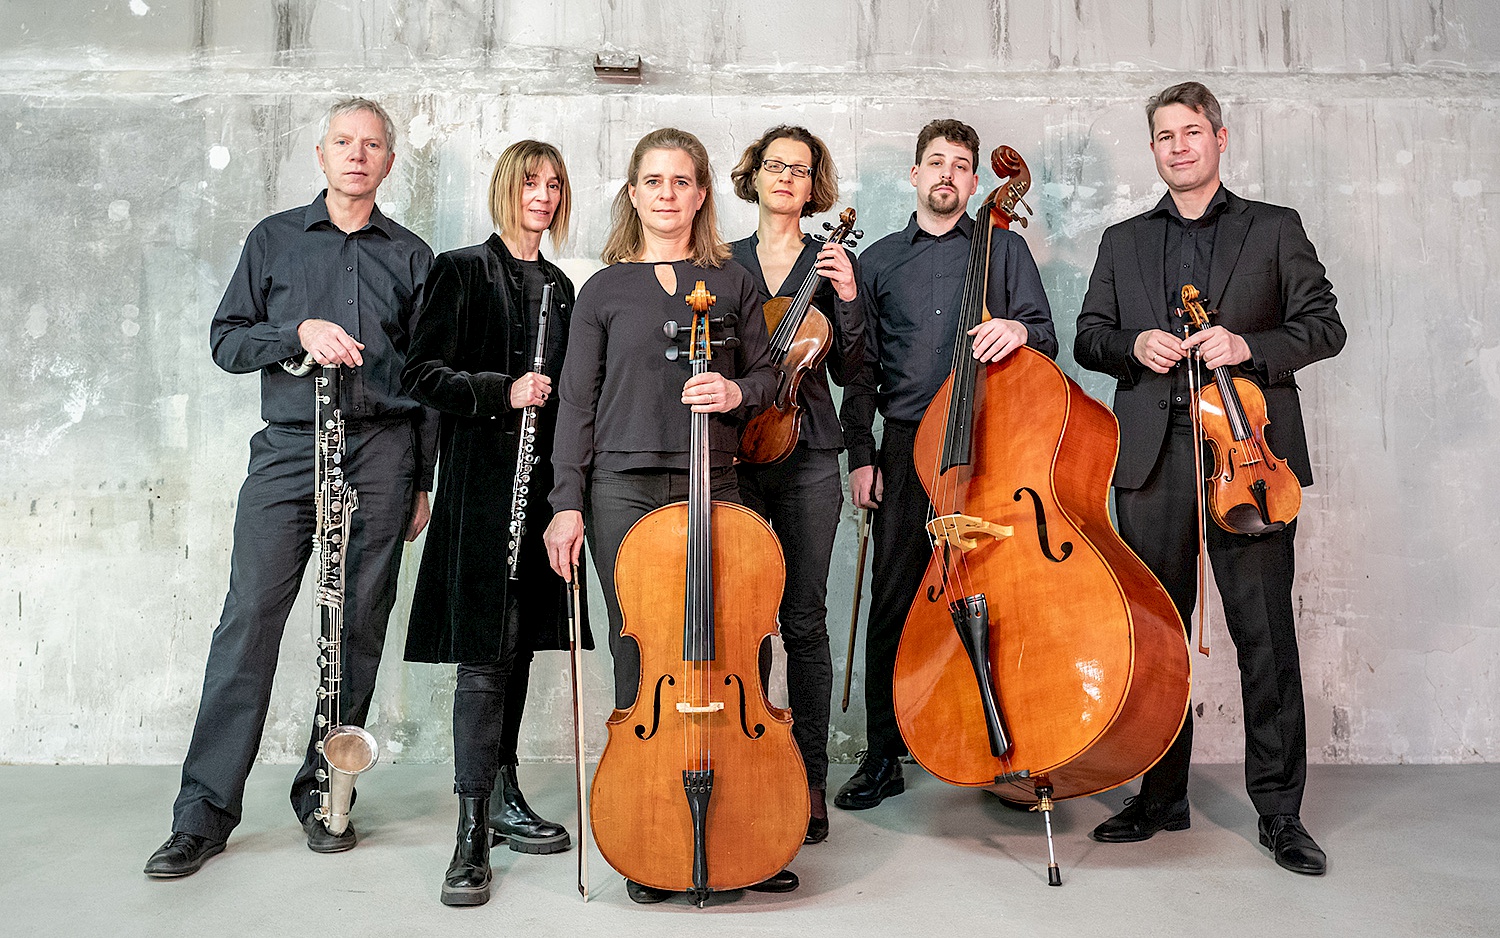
[727,125,867,845]
[543,128,804,903]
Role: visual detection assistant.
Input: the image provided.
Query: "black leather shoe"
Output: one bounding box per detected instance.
[1258,814,1327,875]
[1090,796,1191,843]
[303,814,358,854]
[625,879,673,904]
[490,763,571,854]
[442,795,493,906]
[804,815,829,844]
[833,756,905,810]
[746,868,800,893]
[144,832,225,878]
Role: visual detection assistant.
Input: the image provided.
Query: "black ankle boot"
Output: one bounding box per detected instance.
[490,764,570,855]
[441,795,492,907]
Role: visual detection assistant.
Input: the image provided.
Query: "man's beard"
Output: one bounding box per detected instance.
[922,185,962,217]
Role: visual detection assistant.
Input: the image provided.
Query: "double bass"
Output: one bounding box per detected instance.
[890,146,1191,884]
[589,282,809,906]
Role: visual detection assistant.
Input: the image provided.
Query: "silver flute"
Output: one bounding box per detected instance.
[507,282,553,581]
[282,354,379,834]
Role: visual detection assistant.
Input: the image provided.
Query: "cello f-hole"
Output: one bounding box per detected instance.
[1013,487,1074,563]
[723,673,766,739]
[633,674,675,740]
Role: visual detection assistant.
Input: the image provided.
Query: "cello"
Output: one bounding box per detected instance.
[589,282,809,906]
[737,207,863,464]
[890,146,1190,884]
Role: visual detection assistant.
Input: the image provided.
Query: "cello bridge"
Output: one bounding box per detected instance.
[675,701,725,714]
[927,514,1014,553]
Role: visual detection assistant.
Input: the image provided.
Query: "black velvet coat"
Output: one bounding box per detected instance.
[401,234,592,663]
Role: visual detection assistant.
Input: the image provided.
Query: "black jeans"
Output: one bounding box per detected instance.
[584,466,740,710]
[172,420,415,840]
[738,444,840,789]
[1116,413,1307,816]
[451,643,534,796]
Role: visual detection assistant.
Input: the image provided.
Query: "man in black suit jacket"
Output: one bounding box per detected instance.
[1075,81,1345,875]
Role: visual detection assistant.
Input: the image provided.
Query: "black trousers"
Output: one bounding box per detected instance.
[862,420,931,759]
[584,467,741,711]
[451,642,534,796]
[172,421,416,841]
[1116,414,1307,817]
[738,444,840,789]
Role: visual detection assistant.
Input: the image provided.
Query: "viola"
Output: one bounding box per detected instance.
[589,282,808,907]
[1178,284,1301,535]
[736,208,862,464]
[890,146,1189,885]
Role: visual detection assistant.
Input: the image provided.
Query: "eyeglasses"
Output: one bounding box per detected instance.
[760,159,813,179]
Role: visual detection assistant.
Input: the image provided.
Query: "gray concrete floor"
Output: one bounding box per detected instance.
[1,762,1494,937]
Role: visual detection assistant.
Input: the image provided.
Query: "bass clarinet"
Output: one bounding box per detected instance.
[283,354,380,834]
[506,282,553,581]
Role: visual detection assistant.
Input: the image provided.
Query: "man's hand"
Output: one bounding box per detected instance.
[682,373,743,413]
[849,464,883,509]
[405,491,430,542]
[1181,325,1251,370]
[544,510,585,580]
[1134,329,1187,374]
[968,318,1028,363]
[815,242,858,303]
[298,319,365,367]
[510,371,553,409]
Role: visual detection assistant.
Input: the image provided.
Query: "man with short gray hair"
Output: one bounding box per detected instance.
[145,97,436,878]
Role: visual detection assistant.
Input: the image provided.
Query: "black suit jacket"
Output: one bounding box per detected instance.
[1075,188,1346,490]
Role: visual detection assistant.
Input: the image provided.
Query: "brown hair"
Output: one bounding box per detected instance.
[729,125,839,218]
[914,119,980,167]
[487,139,572,248]
[1146,81,1224,135]
[600,128,730,268]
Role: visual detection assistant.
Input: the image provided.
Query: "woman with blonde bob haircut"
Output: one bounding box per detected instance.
[402,138,591,907]
[544,127,801,901]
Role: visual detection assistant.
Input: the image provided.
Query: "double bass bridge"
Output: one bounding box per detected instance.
[926,513,1014,553]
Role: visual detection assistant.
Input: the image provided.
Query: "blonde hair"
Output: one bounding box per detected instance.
[487,140,572,249]
[730,125,840,218]
[600,128,730,268]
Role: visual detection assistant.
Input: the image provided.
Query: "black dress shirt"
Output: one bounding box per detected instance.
[209,191,438,485]
[839,212,1058,469]
[730,233,867,451]
[1152,185,1229,408]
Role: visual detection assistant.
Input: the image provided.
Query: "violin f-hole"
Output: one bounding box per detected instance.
[633,674,675,740]
[1013,487,1073,563]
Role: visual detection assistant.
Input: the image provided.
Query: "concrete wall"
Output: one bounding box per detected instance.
[2,1,1496,769]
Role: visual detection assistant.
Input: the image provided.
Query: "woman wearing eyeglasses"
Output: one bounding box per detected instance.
[727,125,867,846]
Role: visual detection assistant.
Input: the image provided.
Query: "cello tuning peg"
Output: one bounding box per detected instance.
[712,337,741,350]
[852,229,863,239]
[664,346,681,361]
[712,313,738,329]
[663,319,682,339]
[822,221,835,232]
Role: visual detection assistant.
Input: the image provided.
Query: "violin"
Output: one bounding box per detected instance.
[1178,284,1301,535]
[589,282,808,907]
[736,208,862,464]
[890,146,1189,885]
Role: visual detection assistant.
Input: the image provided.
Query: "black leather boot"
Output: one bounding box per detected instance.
[441,795,492,907]
[490,763,570,854]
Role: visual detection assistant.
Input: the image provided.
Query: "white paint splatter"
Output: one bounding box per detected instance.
[1395,150,1414,165]
[1376,181,1399,196]
[129,0,150,15]
[385,738,404,755]
[1044,181,1076,199]
[121,320,141,337]
[208,145,231,171]
[25,304,48,338]
[407,114,435,150]
[122,304,139,320]
[108,200,130,222]
[1453,179,1483,198]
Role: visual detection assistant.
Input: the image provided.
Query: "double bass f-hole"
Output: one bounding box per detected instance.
[1013,487,1073,563]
